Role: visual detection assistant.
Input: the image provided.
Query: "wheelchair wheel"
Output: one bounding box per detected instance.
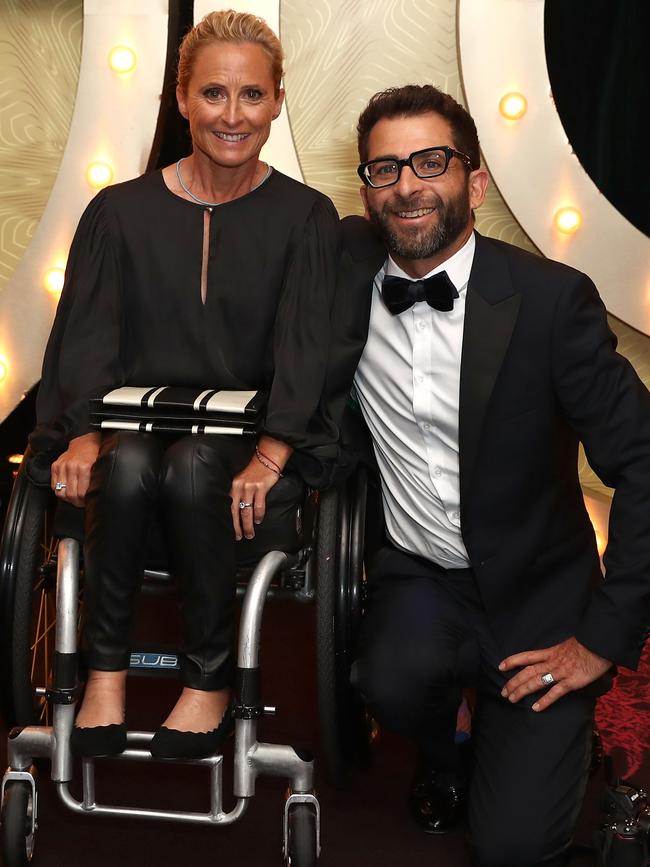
[1,782,35,866]
[285,803,317,867]
[316,467,371,788]
[0,465,62,727]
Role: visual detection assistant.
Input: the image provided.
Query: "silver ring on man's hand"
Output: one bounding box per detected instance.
[55,482,67,491]
[239,501,253,509]
[541,672,555,686]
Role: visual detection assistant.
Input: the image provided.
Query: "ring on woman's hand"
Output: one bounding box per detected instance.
[541,672,555,686]
[239,501,253,509]
[55,482,67,491]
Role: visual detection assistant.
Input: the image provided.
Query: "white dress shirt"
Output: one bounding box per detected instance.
[353,232,476,568]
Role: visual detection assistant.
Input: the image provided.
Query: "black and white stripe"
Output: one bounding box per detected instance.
[94,419,252,437]
[90,386,265,437]
[100,386,264,417]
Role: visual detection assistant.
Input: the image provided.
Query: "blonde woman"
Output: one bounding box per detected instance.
[32,10,339,759]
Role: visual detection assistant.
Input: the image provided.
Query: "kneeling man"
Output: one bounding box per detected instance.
[334,85,650,866]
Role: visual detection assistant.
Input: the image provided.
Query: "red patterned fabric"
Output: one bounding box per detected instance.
[595,640,650,779]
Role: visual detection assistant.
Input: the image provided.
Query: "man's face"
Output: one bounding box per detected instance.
[361,112,488,268]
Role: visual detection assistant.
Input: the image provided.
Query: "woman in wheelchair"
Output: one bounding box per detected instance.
[28,10,339,761]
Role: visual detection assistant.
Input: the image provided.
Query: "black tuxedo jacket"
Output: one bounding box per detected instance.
[327,215,650,669]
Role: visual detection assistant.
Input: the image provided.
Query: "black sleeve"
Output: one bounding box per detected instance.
[262,194,340,451]
[552,274,650,668]
[29,190,124,465]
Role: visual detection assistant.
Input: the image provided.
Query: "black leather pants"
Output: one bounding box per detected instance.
[83,432,255,690]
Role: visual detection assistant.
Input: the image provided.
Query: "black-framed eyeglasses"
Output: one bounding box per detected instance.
[357,145,473,188]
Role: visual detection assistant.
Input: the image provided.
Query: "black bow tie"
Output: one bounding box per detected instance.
[381,271,459,315]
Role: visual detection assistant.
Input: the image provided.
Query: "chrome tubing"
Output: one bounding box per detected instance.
[51,537,81,782]
[252,742,314,794]
[55,538,80,654]
[56,782,248,826]
[7,727,54,771]
[237,550,295,669]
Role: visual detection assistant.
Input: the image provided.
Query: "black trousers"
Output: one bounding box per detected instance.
[83,431,256,690]
[357,544,594,867]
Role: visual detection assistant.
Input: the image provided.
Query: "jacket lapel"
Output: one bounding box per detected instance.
[459,233,521,502]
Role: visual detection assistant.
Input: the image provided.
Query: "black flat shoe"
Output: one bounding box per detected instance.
[149,704,235,759]
[70,723,127,758]
[408,766,467,835]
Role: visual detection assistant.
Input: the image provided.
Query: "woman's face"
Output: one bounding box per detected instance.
[177,41,284,171]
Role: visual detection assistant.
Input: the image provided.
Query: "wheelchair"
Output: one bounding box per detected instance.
[0,451,372,867]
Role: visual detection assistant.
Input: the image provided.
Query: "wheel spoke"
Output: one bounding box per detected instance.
[31,587,56,725]
[44,591,50,686]
[31,611,56,654]
[30,592,47,680]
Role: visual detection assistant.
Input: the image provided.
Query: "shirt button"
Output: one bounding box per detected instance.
[434,466,442,477]
[422,423,430,431]
[416,375,424,383]
[417,321,427,330]
[452,511,460,520]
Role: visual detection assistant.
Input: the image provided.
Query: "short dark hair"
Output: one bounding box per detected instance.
[357,84,480,170]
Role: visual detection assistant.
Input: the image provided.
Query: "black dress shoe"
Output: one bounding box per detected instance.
[70,723,127,758]
[408,767,467,834]
[149,704,235,759]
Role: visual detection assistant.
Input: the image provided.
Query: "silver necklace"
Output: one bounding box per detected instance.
[175,157,271,206]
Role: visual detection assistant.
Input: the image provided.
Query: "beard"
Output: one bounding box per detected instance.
[367,182,472,260]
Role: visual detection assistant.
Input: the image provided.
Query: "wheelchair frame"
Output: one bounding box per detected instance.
[0,462,373,865]
[2,537,320,865]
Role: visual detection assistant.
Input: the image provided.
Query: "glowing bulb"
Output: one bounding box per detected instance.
[8,454,23,465]
[45,266,65,295]
[86,161,114,190]
[108,46,137,73]
[499,92,527,121]
[0,356,8,383]
[595,530,607,557]
[554,207,582,234]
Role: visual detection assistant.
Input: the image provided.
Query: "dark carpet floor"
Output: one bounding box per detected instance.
[1,594,647,867]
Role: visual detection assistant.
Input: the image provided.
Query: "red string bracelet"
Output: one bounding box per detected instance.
[255,447,283,477]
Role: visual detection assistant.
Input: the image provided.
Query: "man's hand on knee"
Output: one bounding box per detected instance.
[498,636,611,711]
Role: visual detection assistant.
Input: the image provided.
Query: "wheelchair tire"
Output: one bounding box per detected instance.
[316,469,371,788]
[285,803,317,867]
[1,782,35,866]
[0,465,60,728]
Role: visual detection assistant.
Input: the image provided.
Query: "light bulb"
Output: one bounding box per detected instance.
[108,46,137,74]
[8,454,23,465]
[554,207,582,234]
[45,267,65,295]
[86,161,114,190]
[499,92,527,121]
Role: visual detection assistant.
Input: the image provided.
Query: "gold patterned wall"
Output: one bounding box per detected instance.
[0,0,648,507]
[0,0,82,294]
[281,0,538,252]
[281,0,650,501]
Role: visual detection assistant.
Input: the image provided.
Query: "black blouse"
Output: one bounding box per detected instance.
[31,169,340,472]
